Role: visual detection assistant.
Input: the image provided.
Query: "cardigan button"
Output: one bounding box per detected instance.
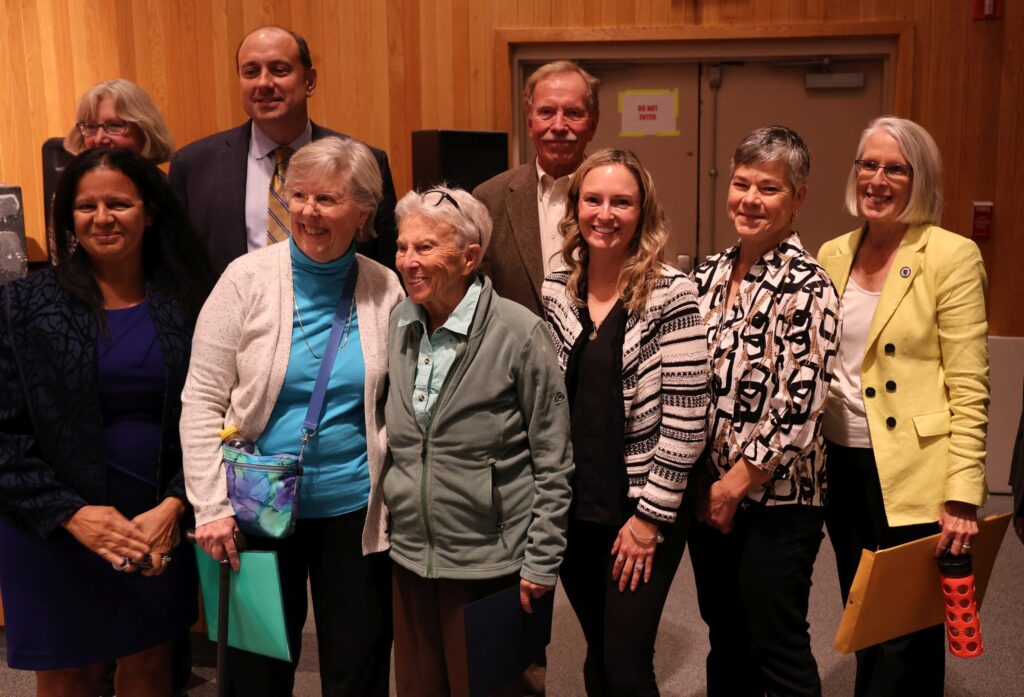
[886,416,897,429]
[884,343,896,355]
[886,380,896,392]
[865,387,876,398]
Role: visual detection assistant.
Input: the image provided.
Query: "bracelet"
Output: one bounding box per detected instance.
[628,519,664,545]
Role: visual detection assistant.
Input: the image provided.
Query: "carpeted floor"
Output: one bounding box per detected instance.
[2,494,1022,696]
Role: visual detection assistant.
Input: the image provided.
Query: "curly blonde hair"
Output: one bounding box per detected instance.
[558,148,668,313]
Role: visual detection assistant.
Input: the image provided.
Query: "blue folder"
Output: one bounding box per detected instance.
[464,582,555,697]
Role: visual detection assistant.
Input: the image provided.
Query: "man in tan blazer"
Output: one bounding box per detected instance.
[473,61,599,315]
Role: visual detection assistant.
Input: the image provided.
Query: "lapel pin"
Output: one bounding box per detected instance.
[900,266,911,278]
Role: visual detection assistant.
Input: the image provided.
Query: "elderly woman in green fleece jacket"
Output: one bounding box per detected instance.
[383,185,574,697]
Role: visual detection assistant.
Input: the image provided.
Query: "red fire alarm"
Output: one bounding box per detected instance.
[972,0,1003,20]
[971,201,994,240]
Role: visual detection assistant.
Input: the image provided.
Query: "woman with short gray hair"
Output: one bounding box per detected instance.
[819,116,988,696]
[385,186,574,697]
[181,136,404,695]
[690,125,840,696]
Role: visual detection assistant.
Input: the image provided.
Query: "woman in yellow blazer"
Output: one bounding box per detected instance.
[817,116,989,697]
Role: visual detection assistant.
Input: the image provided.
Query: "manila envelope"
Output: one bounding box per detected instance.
[834,512,1010,654]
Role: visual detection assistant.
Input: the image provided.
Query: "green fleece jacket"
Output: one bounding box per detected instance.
[383,276,573,585]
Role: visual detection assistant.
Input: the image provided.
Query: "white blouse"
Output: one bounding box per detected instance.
[822,277,881,448]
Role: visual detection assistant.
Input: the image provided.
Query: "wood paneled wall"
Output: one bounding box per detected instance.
[0,0,1021,334]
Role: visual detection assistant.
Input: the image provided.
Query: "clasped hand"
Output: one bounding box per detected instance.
[64,497,185,576]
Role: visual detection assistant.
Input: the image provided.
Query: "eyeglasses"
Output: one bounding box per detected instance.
[76,120,130,137]
[286,189,348,212]
[854,159,913,179]
[421,189,461,210]
[532,105,589,123]
[416,189,483,245]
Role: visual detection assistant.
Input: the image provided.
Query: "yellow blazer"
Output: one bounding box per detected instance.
[818,224,989,526]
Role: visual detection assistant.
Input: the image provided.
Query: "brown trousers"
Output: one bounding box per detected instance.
[392,564,524,697]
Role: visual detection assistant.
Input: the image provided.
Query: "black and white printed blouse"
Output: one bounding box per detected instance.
[692,232,841,507]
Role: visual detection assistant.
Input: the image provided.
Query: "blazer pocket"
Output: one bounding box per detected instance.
[913,410,951,438]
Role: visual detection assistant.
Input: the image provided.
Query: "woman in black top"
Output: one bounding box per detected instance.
[542,149,708,696]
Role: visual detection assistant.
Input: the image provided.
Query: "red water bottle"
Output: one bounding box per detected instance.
[937,552,983,658]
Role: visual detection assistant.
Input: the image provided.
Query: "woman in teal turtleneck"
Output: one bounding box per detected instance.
[181,137,405,696]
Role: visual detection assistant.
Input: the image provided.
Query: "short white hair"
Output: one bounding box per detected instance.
[284,137,382,241]
[394,186,492,268]
[844,116,942,225]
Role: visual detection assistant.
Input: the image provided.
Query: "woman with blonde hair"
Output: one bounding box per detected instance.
[542,148,709,695]
[65,79,174,164]
[818,116,989,696]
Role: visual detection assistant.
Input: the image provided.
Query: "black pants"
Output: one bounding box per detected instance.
[558,514,688,697]
[824,442,945,697]
[689,504,825,697]
[226,508,392,697]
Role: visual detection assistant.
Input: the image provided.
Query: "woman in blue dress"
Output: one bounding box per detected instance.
[0,147,212,696]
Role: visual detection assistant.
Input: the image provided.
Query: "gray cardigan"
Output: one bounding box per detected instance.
[383,276,574,586]
[181,242,405,554]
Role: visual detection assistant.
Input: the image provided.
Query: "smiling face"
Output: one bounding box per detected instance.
[527,72,597,179]
[72,167,150,269]
[395,214,479,329]
[237,28,316,136]
[84,97,146,153]
[576,164,641,265]
[727,160,806,250]
[288,174,368,263]
[856,130,913,224]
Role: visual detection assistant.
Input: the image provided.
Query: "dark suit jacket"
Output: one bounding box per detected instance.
[0,269,192,538]
[168,121,398,276]
[1011,381,1024,528]
[473,163,545,316]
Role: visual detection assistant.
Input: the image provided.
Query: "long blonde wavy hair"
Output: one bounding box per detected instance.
[559,148,669,314]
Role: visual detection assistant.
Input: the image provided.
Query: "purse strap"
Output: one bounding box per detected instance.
[298,261,359,455]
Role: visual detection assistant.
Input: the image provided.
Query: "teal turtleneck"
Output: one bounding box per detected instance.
[256,237,369,518]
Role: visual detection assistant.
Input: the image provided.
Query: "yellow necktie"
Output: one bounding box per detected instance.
[267,146,294,245]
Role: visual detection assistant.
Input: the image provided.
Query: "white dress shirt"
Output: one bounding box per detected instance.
[535,160,573,276]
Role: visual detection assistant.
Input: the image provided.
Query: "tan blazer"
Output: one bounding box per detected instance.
[818,224,989,526]
[473,163,545,315]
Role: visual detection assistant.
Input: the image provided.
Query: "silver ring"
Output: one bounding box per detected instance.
[113,558,130,571]
[962,544,971,550]
[161,554,173,564]
[635,561,644,570]
[615,554,625,563]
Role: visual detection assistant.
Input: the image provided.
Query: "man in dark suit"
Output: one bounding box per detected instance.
[169,26,397,276]
[473,61,599,315]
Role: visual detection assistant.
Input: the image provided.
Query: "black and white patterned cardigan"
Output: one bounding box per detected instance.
[542,264,709,524]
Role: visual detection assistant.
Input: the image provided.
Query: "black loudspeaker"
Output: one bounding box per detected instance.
[0,184,28,283]
[42,137,72,259]
[411,130,508,193]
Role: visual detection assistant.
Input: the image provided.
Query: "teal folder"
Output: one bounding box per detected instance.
[194,548,292,662]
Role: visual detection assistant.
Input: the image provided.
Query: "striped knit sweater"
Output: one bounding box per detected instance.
[542,265,709,523]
